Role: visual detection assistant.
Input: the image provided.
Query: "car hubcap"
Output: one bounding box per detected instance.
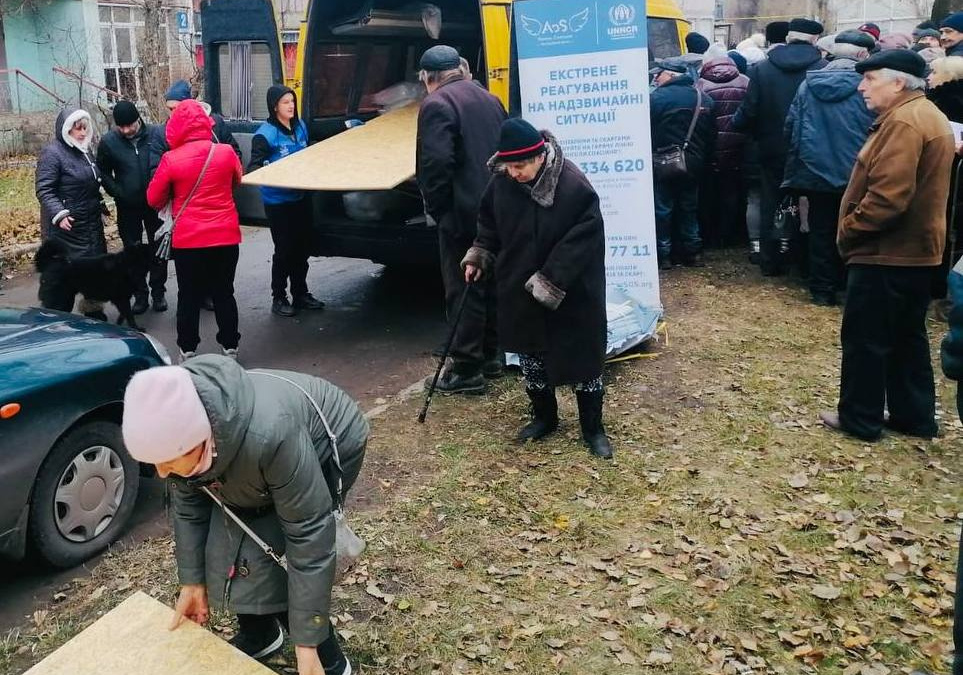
[54,445,125,543]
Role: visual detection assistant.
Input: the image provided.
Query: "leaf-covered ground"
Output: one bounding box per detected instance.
[0,163,40,250]
[2,252,959,675]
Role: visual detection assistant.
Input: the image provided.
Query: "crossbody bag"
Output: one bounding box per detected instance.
[154,142,216,262]
[200,370,365,574]
[653,88,704,182]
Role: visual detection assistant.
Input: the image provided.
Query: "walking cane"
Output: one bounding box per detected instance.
[418,281,473,423]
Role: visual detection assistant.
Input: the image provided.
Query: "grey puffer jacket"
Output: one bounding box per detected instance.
[35,108,107,257]
[168,356,369,646]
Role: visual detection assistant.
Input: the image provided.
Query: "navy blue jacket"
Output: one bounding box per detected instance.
[733,43,826,166]
[649,75,716,176]
[942,257,963,381]
[782,60,876,193]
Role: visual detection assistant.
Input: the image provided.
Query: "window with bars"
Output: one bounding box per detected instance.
[99,3,171,101]
[216,41,272,120]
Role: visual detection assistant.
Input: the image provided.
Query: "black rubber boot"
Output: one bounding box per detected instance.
[575,390,614,459]
[230,614,284,660]
[517,387,558,442]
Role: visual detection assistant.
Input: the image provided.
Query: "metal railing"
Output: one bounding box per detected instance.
[52,67,123,104]
[0,69,66,114]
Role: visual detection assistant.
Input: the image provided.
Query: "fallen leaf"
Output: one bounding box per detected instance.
[788,473,809,489]
[811,584,842,600]
[600,630,621,642]
[645,649,673,665]
[545,638,567,649]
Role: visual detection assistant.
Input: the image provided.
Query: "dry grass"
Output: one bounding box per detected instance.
[2,251,959,675]
[0,163,40,250]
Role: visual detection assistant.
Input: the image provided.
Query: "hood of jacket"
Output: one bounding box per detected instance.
[165,99,214,149]
[182,355,255,480]
[488,130,565,208]
[768,42,824,73]
[700,57,740,83]
[56,107,93,152]
[806,68,863,102]
[266,84,301,129]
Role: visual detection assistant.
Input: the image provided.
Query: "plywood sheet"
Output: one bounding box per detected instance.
[24,592,275,675]
[242,103,418,191]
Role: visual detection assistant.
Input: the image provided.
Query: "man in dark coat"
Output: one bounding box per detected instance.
[941,12,963,57]
[650,57,715,268]
[97,101,169,314]
[697,55,749,247]
[416,44,507,394]
[782,31,876,306]
[820,49,954,442]
[734,18,826,275]
[462,119,613,459]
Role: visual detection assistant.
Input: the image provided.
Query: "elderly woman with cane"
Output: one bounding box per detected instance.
[462,118,614,458]
[122,355,368,675]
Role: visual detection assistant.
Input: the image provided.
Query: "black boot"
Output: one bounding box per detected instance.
[575,390,614,459]
[131,294,149,315]
[517,387,558,442]
[230,614,284,660]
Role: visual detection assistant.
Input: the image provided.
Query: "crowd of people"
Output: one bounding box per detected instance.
[29,25,963,675]
[651,14,963,308]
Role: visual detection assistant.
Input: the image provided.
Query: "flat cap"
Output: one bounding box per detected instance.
[654,57,689,74]
[855,48,927,78]
[419,45,460,72]
[835,30,876,50]
[788,18,824,36]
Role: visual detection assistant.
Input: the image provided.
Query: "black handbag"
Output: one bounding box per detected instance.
[653,87,703,182]
[772,195,800,254]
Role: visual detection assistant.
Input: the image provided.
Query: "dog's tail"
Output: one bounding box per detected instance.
[35,239,70,273]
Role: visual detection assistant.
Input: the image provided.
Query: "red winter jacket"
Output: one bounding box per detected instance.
[147,100,242,249]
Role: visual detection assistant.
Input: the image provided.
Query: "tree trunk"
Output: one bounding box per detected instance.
[933,0,963,21]
[139,0,166,122]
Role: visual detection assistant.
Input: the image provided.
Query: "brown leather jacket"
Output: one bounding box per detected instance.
[837,90,954,266]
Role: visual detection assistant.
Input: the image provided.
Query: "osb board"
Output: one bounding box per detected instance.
[24,592,274,675]
[243,103,418,191]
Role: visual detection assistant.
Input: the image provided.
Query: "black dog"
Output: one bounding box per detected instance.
[35,239,152,331]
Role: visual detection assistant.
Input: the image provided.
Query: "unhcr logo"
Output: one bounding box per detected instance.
[607,3,639,39]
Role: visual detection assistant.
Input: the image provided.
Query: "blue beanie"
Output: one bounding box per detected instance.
[941,12,963,33]
[727,50,748,74]
[164,80,192,102]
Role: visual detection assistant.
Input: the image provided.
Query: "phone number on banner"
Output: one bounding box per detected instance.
[578,159,646,175]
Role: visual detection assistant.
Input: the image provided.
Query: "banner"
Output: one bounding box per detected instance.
[514,0,661,336]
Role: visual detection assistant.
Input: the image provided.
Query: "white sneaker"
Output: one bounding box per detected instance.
[222,347,238,359]
[178,349,196,363]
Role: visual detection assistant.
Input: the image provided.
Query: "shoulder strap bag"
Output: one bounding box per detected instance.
[200,370,365,575]
[652,87,703,182]
[154,143,216,262]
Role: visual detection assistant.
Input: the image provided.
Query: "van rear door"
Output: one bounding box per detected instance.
[200,0,285,221]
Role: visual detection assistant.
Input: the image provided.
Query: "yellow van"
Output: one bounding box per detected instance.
[202,0,690,265]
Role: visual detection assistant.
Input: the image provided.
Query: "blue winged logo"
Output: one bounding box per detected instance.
[569,7,590,32]
[520,14,543,37]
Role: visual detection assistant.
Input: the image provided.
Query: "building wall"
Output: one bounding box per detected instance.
[2,0,105,111]
[678,0,717,40]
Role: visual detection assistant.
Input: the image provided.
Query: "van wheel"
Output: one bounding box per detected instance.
[28,421,140,568]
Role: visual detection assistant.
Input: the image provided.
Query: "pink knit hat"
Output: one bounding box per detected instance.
[122,366,212,463]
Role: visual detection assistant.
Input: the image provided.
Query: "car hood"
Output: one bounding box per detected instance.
[0,307,144,355]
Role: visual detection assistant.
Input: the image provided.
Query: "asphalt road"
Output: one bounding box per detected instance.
[0,226,446,634]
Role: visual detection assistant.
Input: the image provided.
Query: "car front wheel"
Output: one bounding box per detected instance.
[28,420,140,568]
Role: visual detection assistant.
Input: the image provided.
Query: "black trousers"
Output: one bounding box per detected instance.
[838,265,937,440]
[758,161,785,273]
[173,245,240,352]
[806,192,846,299]
[699,170,745,248]
[265,200,313,301]
[438,219,497,375]
[117,204,167,299]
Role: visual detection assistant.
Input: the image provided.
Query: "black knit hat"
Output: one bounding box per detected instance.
[855,48,927,78]
[788,18,823,36]
[495,118,545,162]
[112,100,140,126]
[419,45,460,72]
[685,32,710,54]
[765,21,789,44]
[835,30,876,50]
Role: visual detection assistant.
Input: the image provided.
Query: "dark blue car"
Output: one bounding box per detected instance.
[0,307,170,567]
